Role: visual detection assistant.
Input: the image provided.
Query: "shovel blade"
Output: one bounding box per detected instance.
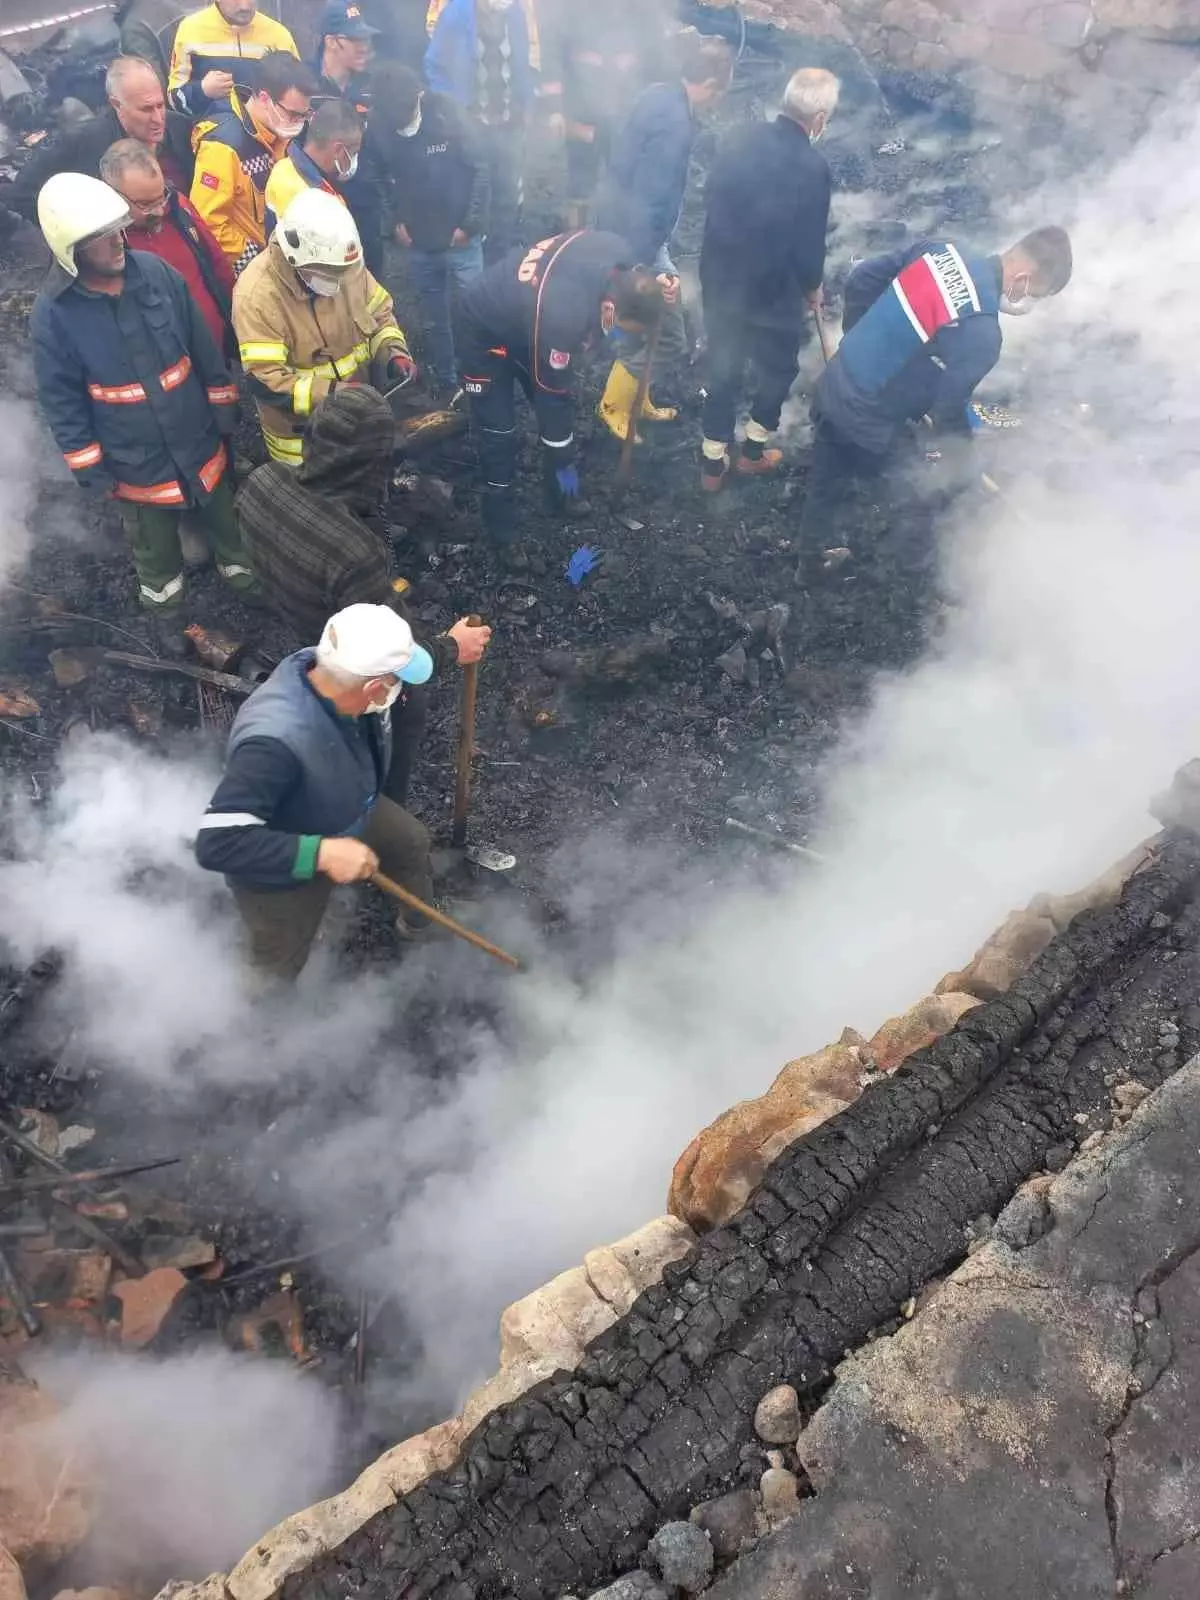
[465,844,517,872]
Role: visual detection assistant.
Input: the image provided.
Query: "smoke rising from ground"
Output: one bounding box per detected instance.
[0,78,1198,1553]
[29,1347,341,1581]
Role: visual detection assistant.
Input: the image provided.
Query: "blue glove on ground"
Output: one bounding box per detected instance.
[555,463,582,499]
[565,545,602,586]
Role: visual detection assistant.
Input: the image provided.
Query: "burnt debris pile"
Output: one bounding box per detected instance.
[288,830,1200,1600]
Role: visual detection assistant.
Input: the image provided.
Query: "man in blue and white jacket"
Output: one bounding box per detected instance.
[797,226,1073,570]
[195,603,436,981]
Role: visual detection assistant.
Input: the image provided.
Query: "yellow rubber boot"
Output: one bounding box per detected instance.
[597,359,642,443]
[640,389,677,423]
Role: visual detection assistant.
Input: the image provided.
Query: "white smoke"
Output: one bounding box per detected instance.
[0,76,1197,1548]
[28,1346,341,1582]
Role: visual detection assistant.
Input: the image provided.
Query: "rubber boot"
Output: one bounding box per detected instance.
[700,449,729,493]
[640,389,678,423]
[596,360,642,444]
[734,441,784,477]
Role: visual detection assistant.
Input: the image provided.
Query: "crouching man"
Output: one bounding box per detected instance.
[195,603,435,981]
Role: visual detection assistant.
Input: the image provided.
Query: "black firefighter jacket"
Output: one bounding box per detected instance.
[31,250,238,508]
[458,228,632,444]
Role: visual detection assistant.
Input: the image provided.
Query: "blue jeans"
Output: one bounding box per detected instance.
[407,238,485,383]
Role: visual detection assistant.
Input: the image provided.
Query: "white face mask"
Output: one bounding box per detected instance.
[367,680,403,713]
[335,147,359,180]
[397,105,422,138]
[999,291,1034,317]
[487,0,514,10]
[301,269,342,297]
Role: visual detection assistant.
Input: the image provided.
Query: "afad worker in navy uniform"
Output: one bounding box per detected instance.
[796,227,1073,576]
[456,229,665,543]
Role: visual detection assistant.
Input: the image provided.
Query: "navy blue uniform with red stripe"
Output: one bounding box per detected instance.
[31,251,237,507]
[816,240,1003,454]
[456,229,631,526]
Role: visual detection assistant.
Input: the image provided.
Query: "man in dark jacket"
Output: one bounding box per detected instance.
[698,66,838,491]
[195,603,436,981]
[4,56,195,227]
[538,0,670,228]
[593,30,731,441]
[30,173,258,656]
[456,230,664,540]
[236,385,492,802]
[100,139,235,357]
[312,0,386,274]
[425,0,536,262]
[796,228,1074,574]
[373,64,489,394]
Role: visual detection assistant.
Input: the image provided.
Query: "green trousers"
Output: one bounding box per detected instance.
[120,478,256,612]
[229,798,434,983]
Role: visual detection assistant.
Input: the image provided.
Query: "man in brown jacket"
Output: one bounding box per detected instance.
[232,186,414,464]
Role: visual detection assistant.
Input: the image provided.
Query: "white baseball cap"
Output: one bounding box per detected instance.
[317,604,434,685]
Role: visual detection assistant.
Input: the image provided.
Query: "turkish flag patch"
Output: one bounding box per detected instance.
[200,172,219,190]
[548,349,570,369]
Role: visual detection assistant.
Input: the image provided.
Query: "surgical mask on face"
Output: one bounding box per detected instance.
[999,288,1034,316]
[367,681,403,713]
[334,147,359,180]
[301,269,342,297]
[397,106,422,137]
[263,99,306,138]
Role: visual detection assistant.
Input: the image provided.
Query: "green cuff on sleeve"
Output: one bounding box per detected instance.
[293,835,321,880]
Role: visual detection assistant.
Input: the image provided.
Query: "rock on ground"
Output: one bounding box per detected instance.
[753,1385,801,1445]
[646,1521,714,1593]
[689,1491,759,1562]
[0,1380,90,1582]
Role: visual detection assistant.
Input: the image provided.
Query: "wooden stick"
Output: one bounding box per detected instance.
[451,614,482,849]
[371,873,520,970]
[615,316,664,493]
[814,308,834,366]
[100,650,251,696]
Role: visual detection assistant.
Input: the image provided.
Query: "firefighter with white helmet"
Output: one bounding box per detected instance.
[30,171,259,655]
[232,186,415,466]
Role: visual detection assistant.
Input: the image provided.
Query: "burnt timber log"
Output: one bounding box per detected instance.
[287,833,1200,1600]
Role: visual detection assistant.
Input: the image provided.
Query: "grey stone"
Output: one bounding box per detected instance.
[590,1576,669,1600]
[647,1521,714,1594]
[754,1384,801,1444]
[992,1187,1052,1250]
[690,1490,759,1561]
[759,1467,800,1526]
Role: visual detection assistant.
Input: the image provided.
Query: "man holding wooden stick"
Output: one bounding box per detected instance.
[195,603,444,980]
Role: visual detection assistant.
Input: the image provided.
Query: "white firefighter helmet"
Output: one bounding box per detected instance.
[274,188,362,276]
[37,172,131,277]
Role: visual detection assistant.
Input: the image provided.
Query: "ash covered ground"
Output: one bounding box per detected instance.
[0,25,1141,1570]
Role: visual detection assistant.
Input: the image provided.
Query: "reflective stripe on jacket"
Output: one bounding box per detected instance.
[30,251,237,506]
[232,237,408,464]
[168,3,298,118]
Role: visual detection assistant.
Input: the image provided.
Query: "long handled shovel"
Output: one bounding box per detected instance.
[449,616,515,873]
[371,871,520,970]
[614,316,664,499]
[814,306,834,367]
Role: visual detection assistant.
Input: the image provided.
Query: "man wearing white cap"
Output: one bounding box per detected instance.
[195,602,436,979]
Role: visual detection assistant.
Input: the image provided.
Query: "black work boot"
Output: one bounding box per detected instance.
[481,489,519,545]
